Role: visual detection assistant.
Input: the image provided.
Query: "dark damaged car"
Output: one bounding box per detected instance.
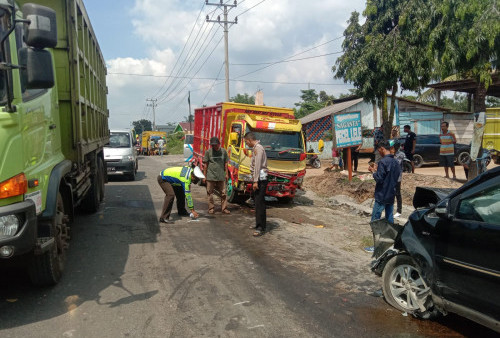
[370,166,500,333]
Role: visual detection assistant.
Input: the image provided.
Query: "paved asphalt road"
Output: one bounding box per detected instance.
[0,155,497,337]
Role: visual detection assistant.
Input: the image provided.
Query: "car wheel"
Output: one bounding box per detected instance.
[457,151,470,165]
[382,255,435,317]
[413,154,423,168]
[313,158,321,168]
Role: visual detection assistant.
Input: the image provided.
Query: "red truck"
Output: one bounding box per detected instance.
[191,102,307,203]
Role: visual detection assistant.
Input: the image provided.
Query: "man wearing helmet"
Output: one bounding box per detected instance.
[157,165,205,223]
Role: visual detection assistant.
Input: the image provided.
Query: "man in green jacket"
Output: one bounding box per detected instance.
[157,165,205,223]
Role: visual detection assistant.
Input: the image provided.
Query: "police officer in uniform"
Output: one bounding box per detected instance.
[157,165,205,223]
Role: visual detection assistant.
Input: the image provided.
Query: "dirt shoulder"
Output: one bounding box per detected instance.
[303,171,463,206]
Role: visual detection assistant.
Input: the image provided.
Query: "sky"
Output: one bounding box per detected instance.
[83,0,367,129]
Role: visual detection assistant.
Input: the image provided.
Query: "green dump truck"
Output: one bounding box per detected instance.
[0,0,108,285]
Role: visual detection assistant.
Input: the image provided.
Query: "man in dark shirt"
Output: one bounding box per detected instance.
[368,140,401,224]
[403,125,416,173]
[203,137,230,214]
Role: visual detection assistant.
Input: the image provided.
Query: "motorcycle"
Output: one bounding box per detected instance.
[306,153,321,168]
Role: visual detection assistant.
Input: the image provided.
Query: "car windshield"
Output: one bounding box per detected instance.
[107,132,131,148]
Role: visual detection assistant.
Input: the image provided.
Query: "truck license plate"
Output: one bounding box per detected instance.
[107,167,115,172]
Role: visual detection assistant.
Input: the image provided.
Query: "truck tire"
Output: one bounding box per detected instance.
[83,157,104,212]
[29,192,69,286]
[227,178,245,204]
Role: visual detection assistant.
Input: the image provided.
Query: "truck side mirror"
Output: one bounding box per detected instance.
[22,4,57,49]
[229,132,239,145]
[18,47,54,89]
[318,139,325,153]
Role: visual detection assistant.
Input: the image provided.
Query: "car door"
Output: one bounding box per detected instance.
[434,179,500,320]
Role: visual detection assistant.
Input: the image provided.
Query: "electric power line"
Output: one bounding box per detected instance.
[150,2,206,99]
[236,0,267,17]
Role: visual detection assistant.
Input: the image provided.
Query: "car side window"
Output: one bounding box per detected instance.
[456,184,500,225]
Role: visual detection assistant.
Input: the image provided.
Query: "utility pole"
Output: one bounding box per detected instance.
[206,0,238,102]
[146,98,157,131]
[188,91,192,134]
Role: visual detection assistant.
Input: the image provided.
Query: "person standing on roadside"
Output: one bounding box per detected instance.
[373,124,385,163]
[368,140,401,224]
[158,137,166,157]
[244,132,268,237]
[403,125,416,173]
[391,139,404,218]
[439,121,457,179]
[203,137,230,215]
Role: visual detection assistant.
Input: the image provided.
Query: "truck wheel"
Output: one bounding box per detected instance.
[83,157,104,212]
[29,192,69,286]
[227,178,245,204]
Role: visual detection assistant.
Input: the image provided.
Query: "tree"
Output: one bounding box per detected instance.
[293,89,324,119]
[319,90,335,106]
[333,1,433,138]
[427,0,499,112]
[230,93,255,105]
[132,119,152,135]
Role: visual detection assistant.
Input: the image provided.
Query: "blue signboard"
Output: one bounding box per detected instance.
[333,112,362,148]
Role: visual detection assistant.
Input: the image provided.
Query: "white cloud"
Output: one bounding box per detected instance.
[104,0,366,128]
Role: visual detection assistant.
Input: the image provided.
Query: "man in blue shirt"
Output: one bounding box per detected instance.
[368,140,401,224]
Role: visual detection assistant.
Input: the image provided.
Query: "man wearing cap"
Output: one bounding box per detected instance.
[203,137,230,214]
[157,165,205,223]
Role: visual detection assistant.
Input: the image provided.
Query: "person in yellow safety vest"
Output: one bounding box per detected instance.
[157,165,205,223]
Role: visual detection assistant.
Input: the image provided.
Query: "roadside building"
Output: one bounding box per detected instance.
[174,122,194,135]
[300,96,470,159]
[156,124,176,135]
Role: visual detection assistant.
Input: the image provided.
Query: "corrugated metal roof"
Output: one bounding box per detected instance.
[300,98,364,124]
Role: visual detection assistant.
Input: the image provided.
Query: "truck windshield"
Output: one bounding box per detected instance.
[106,132,131,148]
[249,129,303,160]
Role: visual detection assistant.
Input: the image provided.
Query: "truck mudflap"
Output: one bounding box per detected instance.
[0,200,37,258]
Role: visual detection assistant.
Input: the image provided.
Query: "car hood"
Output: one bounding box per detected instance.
[412,187,455,209]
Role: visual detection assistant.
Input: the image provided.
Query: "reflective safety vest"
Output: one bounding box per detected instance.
[160,166,194,209]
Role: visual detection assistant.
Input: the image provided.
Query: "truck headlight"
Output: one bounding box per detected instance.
[239,174,253,182]
[122,155,134,161]
[0,215,20,237]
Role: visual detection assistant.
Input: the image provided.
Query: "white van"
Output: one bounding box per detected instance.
[104,129,138,180]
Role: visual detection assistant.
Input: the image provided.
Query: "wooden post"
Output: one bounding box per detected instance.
[348,147,352,182]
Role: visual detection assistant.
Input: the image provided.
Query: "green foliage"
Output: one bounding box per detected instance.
[294,89,323,118]
[230,93,255,104]
[427,0,500,111]
[487,96,500,108]
[166,132,184,155]
[333,1,433,138]
[132,119,152,135]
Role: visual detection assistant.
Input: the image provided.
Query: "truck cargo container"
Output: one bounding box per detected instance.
[192,102,307,203]
[0,0,109,285]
